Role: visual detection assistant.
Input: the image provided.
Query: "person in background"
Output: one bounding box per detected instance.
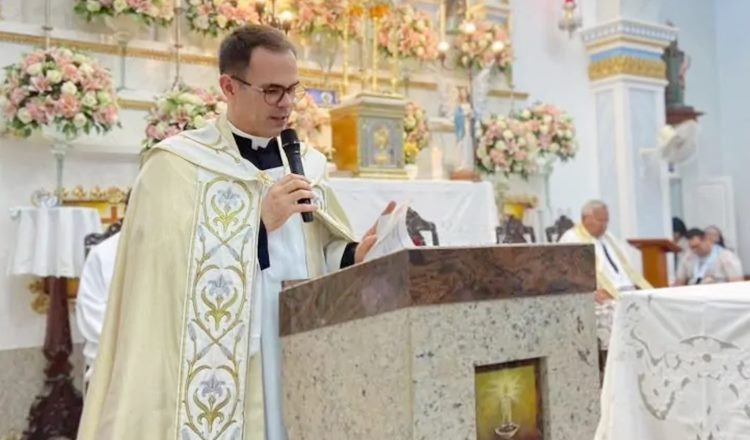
[675,228,743,285]
[672,217,688,267]
[705,225,726,248]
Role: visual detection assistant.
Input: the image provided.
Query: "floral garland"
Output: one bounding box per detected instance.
[403,101,430,165]
[476,114,539,179]
[292,0,363,39]
[287,93,331,160]
[454,20,512,72]
[377,5,438,62]
[74,0,174,26]
[517,103,577,162]
[142,83,225,148]
[185,0,259,37]
[0,47,119,139]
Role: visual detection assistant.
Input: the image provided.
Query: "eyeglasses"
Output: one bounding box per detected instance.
[230,75,307,106]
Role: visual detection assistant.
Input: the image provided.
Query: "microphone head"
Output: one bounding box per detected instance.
[280,128,299,148]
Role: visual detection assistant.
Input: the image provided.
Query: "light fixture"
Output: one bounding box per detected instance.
[279,10,294,35]
[558,0,582,38]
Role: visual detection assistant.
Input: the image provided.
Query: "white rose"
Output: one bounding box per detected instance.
[195,15,210,29]
[113,0,127,13]
[155,122,167,138]
[521,110,531,119]
[550,142,560,152]
[215,101,227,114]
[493,140,506,150]
[0,95,8,108]
[182,93,204,106]
[97,92,111,105]
[148,5,158,16]
[78,64,94,76]
[526,133,538,149]
[86,0,102,12]
[543,114,552,123]
[540,124,549,134]
[216,14,228,28]
[404,116,416,129]
[565,129,573,138]
[517,137,527,147]
[61,81,78,96]
[59,48,73,58]
[502,129,513,140]
[82,92,97,107]
[415,47,425,57]
[46,70,63,84]
[17,108,32,124]
[192,115,206,128]
[182,103,196,115]
[73,54,88,64]
[73,113,88,128]
[26,63,43,76]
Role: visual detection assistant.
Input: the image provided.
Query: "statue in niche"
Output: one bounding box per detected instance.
[453,86,475,171]
[446,0,467,33]
[663,37,691,109]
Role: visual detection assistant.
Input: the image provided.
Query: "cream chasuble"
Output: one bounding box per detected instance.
[559,224,652,298]
[77,116,354,440]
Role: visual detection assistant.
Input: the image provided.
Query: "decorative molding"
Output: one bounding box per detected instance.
[117,98,154,111]
[0,29,528,101]
[61,185,130,204]
[581,19,678,48]
[588,56,666,81]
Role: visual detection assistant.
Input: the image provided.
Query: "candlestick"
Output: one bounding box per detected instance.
[439,1,445,39]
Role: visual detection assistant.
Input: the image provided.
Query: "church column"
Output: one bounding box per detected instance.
[581,20,677,244]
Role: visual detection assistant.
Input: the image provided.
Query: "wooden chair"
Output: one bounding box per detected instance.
[496,217,536,244]
[545,215,575,243]
[406,208,439,246]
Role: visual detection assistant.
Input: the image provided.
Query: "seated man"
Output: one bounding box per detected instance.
[76,230,121,391]
[675,228,744,285]
[559,200,652,349]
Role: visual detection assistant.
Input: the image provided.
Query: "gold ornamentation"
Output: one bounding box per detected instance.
[178,175,260,440]
[60,185,130,204]
[589,56,666,81]
[373,124,391,165]
[28,279,49,315]
[585,36,672,52]
[0,30,528,100]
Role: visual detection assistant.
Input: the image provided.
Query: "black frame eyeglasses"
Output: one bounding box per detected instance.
[230,75,307,106]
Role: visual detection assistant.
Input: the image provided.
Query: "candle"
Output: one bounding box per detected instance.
[439,1,445,39]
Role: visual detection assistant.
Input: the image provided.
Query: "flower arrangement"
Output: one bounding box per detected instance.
[517,103,577,162]
[142,83,226,148]
[0,47,119,139]
[287,92,332,159]
[476,114,539,178]
[403,101,430,165]
[292,0,363,39]
[74,0,174,26]
[377,5,438,62]
[184,0,259,37]
[454,20,512,71]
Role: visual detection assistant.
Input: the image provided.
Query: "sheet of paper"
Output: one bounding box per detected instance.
[364,201,415,262]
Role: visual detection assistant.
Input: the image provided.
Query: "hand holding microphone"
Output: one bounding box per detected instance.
[260,128,316,232]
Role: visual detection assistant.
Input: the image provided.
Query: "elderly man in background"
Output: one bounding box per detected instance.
[559,200,652,353]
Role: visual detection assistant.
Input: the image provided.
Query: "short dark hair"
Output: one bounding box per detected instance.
[218,25,296,76]
[685,228,705,240]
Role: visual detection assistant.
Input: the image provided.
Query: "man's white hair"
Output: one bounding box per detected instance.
[581,199,608,217]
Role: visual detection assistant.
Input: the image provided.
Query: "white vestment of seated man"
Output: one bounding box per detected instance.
[76,232,121,386]
[558,201,652,348]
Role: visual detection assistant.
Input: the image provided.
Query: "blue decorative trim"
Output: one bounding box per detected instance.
[590,47,662,63]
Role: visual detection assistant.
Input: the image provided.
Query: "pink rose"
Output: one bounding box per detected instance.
[56,94,81,119]
[30,76,52,93]
[10,88,28,105]
[62,63,80,83]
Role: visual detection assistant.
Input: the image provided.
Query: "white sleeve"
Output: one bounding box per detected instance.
[75,250,108,353]
[558,228,579,244]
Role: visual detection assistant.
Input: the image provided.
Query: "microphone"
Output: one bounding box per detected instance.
[280,128,314,223]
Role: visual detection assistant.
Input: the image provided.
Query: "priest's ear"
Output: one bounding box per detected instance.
[219,74,238,100]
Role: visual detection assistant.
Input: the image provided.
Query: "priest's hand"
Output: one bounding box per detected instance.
[595,289,613,304]
[261,174,317,233]
[354,201,397,264]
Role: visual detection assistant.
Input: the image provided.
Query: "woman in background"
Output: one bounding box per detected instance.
[705,225,726,248]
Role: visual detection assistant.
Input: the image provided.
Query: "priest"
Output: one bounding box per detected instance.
[77,25,391,440]
[559,200,652,349]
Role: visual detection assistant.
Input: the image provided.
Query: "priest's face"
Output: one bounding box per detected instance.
[583,207,609,238]
[222,47,298,137]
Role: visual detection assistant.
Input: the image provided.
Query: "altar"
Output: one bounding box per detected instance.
[329,177,499,245]
[597,282,750,439]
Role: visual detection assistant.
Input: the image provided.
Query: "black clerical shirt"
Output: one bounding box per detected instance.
[233,133,357,271]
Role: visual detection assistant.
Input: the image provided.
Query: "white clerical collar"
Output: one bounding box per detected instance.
[227,120,273,150]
